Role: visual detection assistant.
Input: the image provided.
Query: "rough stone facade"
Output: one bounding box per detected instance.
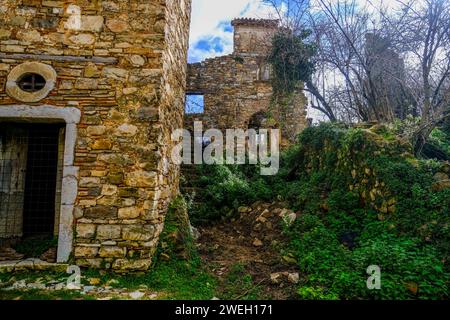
[185,18,308,145]
[0,0,191,271]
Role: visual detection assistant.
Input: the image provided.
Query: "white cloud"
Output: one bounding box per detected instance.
[188,0,281,62]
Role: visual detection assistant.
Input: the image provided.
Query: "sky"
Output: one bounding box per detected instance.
[188,0,401,63]
[187,0,404,120]
[188,0,282,63]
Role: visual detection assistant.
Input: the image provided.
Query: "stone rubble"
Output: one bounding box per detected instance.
[0,275,160,300]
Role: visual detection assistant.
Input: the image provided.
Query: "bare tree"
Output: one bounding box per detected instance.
[265,0,398,122]
[265,0,449,153]
[379,0,450,153]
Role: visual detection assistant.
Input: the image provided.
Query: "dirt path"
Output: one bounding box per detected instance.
[197,202,300,300]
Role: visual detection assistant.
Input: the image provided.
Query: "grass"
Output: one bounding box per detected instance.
[0,257,217,300]
[112,258,217,300]
[13,235,57,258]
[218,263,264,300]
[0,289,94,300]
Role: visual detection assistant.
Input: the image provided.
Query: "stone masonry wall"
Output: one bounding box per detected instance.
[185,18,308,145]
[0,0,191,271]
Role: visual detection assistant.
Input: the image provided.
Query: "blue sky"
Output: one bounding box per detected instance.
[187,0,399,63]
[187,0,400,120]
[188,0,282,63]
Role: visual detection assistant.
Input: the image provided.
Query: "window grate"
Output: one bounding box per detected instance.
[17,73,46,92]
[0,123,63,244]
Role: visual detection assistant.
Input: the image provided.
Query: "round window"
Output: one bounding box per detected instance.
[6,62,57,103]
[17,73,47,92]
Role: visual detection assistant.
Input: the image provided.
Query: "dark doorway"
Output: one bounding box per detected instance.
[22,124,62,237]
[0,123,63,242]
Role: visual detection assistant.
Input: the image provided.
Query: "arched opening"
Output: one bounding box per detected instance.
[248,110,270,132]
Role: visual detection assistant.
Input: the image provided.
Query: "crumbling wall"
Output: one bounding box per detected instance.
[185,18,308,144]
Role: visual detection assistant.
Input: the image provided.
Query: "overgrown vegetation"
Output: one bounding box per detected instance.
[13,236,57,258]
[125,195,217,299]
[188,123,450,299]
[189,164,272,224]
[218,263,264,300]
[267,31,316,95]
[265,0,450,153]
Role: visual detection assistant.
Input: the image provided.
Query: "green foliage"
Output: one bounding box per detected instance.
[111,259,217,300]
[287,214,449,299]
[297,286,339,300]
[189,163,272,224]
[219,263,263,300]
[14,235,57,258]
[283,124,450,299]
[429,127,450,158]
[189,123,450,299]
[159,196,196,260]
[268,31,316,94]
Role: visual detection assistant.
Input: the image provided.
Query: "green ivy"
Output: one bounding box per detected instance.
[267,31,316,95]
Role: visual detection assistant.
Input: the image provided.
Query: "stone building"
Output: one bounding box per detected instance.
[365,33,415,120]
[0,0,191,271]
[185,18,308,146]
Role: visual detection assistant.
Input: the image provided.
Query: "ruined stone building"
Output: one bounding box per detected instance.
[185,18,308,146]
[0,2,308,272]
[365,33,415,120]
[0,0,191,271]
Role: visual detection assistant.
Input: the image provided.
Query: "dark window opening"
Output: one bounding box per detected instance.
[248,111,269,144]
[17,73,46,92]
[185,94,205,114]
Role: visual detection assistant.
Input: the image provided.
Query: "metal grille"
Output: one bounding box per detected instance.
[17,73,46,92]
[0,123,63,242]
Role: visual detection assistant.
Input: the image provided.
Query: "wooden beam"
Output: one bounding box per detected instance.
[0,53,118,64]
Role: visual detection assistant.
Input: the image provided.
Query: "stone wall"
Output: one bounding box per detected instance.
[185,18,308,145]
[295,123,450,215]
[0,0,191,271]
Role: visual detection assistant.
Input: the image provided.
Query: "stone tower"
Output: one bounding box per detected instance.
[0,0,191,271]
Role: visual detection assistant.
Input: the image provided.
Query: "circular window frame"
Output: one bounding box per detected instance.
[6,62,57,103]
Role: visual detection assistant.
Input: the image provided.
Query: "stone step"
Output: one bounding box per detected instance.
[0,259,68,273]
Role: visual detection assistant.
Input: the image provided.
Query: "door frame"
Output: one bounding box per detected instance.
[0,105,80,262]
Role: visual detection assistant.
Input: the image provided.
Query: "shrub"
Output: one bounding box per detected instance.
[186,123,450,299]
